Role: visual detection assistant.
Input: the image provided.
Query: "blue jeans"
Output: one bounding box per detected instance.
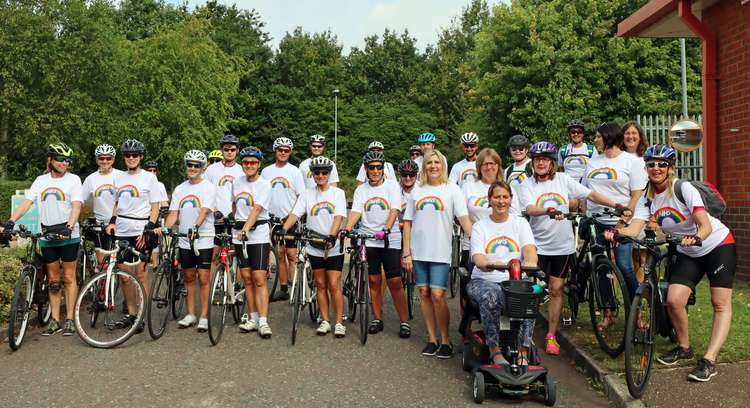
[595,224,637,301]
[413,261,450,291]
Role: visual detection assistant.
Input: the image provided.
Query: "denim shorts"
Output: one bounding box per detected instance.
[413,261,450,290]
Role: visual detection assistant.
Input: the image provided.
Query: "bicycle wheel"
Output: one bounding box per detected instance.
[290,265,304,345]
[8,266,35,351]
[267,249,280,301]
[625,284,655,398]
[345,261,357,323]
[207,265,228,345]
[358,263,370,345]
[147,263,172,340]
[35,270,51,326]
[170,267,186,320]
[589,256,630,357]
[306,262,318,322]
[449,266,458,298]
[74,270,146,348]
[406,282,414,321]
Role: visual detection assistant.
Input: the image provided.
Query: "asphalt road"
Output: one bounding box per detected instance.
[1,289,610,407]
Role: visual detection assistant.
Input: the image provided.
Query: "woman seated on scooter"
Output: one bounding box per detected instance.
[466,181,538,366]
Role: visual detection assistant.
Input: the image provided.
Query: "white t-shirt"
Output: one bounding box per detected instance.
[26,172,83,240]
[559,143,598,181]
[204,161,245,217]
[633,182,731,257]
[113,170,161,236]
[82,169,124,223]
[231,176,272,245]
[404,183,468,264]
[505,158,532,189]
[519,173,591,255]
[169,179,216,250]
[462,180,492,250]
[449,159,478,187]
[299,157,340,189]
[261,162,306,218]
[351,181,402,248]
[291,187,347,257]
[414,156,423,171]
[583,151,648,225]
[398,188,413,223]
[470,216,536,282]
[356,162,396,183]
[156,182,169,204]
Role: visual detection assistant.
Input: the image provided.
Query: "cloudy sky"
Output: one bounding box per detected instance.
[177,0,506,52]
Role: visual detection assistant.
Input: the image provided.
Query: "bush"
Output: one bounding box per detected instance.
[338,175,359,204]
[0,245,25,325]
[0,180,31,219]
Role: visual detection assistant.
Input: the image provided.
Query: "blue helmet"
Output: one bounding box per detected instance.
[239,146,264,160]
[529,141,558,160]
[644,144,676,164]
[417,132,436,144]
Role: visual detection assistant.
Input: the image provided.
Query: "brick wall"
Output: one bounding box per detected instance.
[704,1,750,280]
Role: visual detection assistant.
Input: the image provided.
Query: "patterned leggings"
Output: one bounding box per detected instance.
[465,278,535,348]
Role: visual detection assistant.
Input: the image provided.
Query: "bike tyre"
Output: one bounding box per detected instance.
[207,265,227,346]
[8,266,35,351]
[147,264,171,340]
[358,263,369,345]
[624,285,655,399]
[589,256,630,357]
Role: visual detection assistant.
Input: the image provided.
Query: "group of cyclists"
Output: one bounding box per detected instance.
[0,119,737,384]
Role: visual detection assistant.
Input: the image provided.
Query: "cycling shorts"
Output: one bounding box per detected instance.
[538,254,573,279]
[365,247,401,279]
[41,242,79,264]
[234,243,271,271]
[308,254,344,271]
[671,244,736,289]
[114,235,145,263]
[178,247,212,270]
[85,228,114,250]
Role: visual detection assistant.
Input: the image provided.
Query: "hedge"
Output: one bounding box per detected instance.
[0,180,31,220]
[0,246,24,325]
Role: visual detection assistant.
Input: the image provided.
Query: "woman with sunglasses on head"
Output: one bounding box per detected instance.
[621,121,649,284]
[280,156,348,337]
[2,143,83,336]
[82,144,123,260]
[344,150,410,338]
[402,149,473,359]
[605,145,735,382]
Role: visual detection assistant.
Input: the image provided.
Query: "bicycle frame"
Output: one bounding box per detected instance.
[95,242,143,324]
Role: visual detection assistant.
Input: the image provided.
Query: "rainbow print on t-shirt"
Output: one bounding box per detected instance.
[117,185,140,198]
[535,192,567,209]
[564,156,589,167]
[461,169,478,182]
[310,201,335,216]
[364,197,390,212]
[218,175,235,187]
[416,196,444,211]
[654,207,687,226]
[235,192,254,208]
[179,195,201,209]
[587,167,618,180]
[41,187,66,202]
[94,184,116,197]
[473,196,488,208]
[485,236,520,254]
[270,177,290,189]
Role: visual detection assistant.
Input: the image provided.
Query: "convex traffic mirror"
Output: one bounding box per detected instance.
[668,119,703,152]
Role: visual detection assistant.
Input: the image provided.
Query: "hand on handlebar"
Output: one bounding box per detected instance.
[338,227,351,238]
[545,207,565,221]
[681,235,702,247]
[373,230,387,240]
[603,227,618,242]
[1,220,15,233]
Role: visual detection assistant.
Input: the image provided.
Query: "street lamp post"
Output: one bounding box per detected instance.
[334,89,339,162]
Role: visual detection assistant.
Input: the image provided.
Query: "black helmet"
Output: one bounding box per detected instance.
[508,134,530,148]
[143,161,158,170]
[567,119,585,131]
[363,150,385,165]
[398,159,419,176]
[121,139,145,154]
[220,133,240,147]
[47,143,73,158]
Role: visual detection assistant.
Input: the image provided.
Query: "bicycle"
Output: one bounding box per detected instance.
[449,223,461,298]
[77,218,104,289]
[402,267,415,321]
[5,225,54,351]
[266,214,284,301]
[618,232,694,398]
[207,231,246,346]
[147,229,190,340]
[73,239,148,348]
[343,230,384,345]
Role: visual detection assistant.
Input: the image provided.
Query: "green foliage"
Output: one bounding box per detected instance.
[0,246,24,325]
[0,181,31,219]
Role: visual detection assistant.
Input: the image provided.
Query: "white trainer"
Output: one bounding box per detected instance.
[177,314,197,328]
[316,320,331,335]
[197,318,209,332]
[259,322,272,338]
[334,322,346,338]
[239,320,259,333]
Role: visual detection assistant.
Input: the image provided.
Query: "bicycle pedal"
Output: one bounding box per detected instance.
[562,317,573,326]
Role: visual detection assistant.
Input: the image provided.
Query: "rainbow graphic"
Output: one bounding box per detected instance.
[364,197,390,212]
[654,207,687,226]
[270,177,290,189]
[587,167,618,180]
[416,196,445,211]
[485,236,521,254]
[94,184,116,198]
[310,201,336,216]
[564,156,588,166]
[40,187,66,202]
[461,169,478,182]
[235,192,254,208]
[179,195,201,209]
[535,192,567,209]
[218,175,235,187]
[117,185,140,199]
[473,196,488,208]
[508,173,527,186]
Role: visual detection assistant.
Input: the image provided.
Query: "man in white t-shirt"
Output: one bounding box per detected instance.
[449,132,479,187]
[356,141,396,185]
[558,120,597,211]
[408,145,422,170]
[261,136,306,301]
[143,161,169,206]
[82,144,123,265]
[298,134,340,189]
[504,134,533,188]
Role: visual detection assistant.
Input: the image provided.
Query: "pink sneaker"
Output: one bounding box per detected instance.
[545,334,560,355]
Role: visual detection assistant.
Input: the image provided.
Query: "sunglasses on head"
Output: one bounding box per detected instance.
[646,161,670,169]
[312,170,329,176]
[242,160,260,166]
[223,147,237,152]
[367,164,384,171]
[123,153,141,159]
[53,156,72,164]
[186,162,202,169]
[276,148,291,154]
[97,156,113,162]
[463,143,478,148]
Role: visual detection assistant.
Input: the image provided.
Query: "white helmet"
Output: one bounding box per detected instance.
[309,134,326,144]
[273,137,294,150]
[460,132,479,144]
[309,156,334,171]
[184,149,207,166]
[368,141,384,150]
[95,144,116,157]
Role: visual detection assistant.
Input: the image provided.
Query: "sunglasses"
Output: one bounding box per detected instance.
[208,159,221,164]
[97,156,113,162]
[53,156,72,164]
[276,148,291,154]
[186,162,202,169]
[146,168,157,172]
[510,146,526,152]
[312,170,329,176]
[367,165,384,171]
[310,144,324,149]
[646,161,670,169]
[242,160,260,167]
[409,151,421,156]
[401,174,417,178]
[570,129,584,135]
[124,153,141,159]
[463,143,478,148]
[223,147,237,152]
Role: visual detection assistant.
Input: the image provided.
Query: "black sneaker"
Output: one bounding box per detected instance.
[421,342,439,356]
[399,322,411,339]
[436,343,454,359]
[270,290,289,302]
[114,314,136,329]
[657,346,694,365]
[42,319,62,336]
[368,319,384,334]
[62,319,75,336]
[688,358,717,382]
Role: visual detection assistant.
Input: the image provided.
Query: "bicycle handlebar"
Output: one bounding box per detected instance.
[95,240,146,267]
[615,233,701,248]
[484,263,546,280]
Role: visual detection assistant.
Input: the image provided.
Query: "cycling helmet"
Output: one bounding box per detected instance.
[643,144,676,165]
[47,143,73,158]
[567,119,585,131]
[408,144,422,154]
[417,132,436,143]
[398,159,419,176]
[184,150,207,166]
[220,133,240,147]
[309,156,333,171]
[508,134,530,148]
[239,146,264,160]
[368,141,384,150]
[94,144,116,157]
[460,132,479,144]
[143,161,158,170]
[309,134,326,145]
[529,141,558,160]
[121,139,145,154]
[273,137,294,150]
[208,150,223,160]
[363,150,385,165]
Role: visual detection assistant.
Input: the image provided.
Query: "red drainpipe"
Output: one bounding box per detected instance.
[677,0,718,185]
